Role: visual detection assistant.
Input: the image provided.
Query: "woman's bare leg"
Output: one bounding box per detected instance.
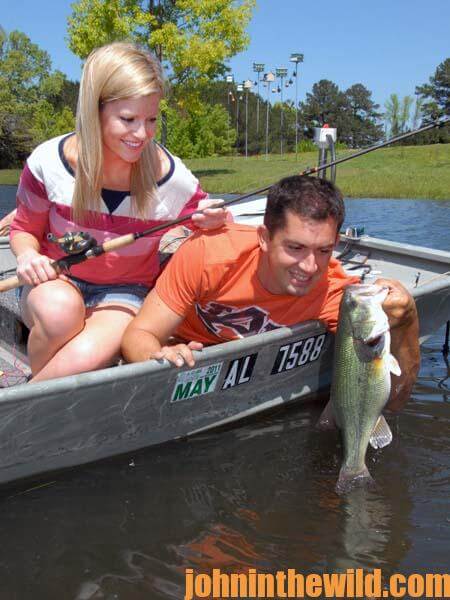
[21,279,86,375]
[31,303,138,382]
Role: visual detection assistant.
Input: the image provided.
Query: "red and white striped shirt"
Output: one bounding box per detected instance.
[10,134,207,287]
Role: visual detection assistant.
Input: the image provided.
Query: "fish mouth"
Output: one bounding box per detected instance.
[347,284,389,301]
[366,333,384,347]
[364,324,389,343]
[351,321,389,344]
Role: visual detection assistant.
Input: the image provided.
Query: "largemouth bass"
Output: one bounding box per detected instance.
[320,284,401,493]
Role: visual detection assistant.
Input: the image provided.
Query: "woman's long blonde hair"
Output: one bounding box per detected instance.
[73,42,165,222]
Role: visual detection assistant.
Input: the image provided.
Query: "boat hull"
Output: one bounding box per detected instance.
[0,319,332,486]
[0,231,449,487]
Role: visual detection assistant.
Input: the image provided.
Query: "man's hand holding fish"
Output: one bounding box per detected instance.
[374,278,420,412]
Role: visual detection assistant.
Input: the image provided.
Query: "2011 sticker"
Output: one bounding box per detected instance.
[171,362,223,402]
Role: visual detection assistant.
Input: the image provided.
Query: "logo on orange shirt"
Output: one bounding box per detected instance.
[196,302,281,340]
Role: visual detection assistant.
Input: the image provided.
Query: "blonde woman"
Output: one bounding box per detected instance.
[10,42,229,382]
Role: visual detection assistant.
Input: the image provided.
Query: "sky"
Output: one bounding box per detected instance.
[1,0,449,108]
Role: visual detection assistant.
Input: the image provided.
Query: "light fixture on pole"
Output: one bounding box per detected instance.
[275,68,288,155]
[236,83,244,154]
[290,52,304,160]
[226,74,234,115]
[243,79,253,158]
[252,63,265,136]
[263,71,275,160]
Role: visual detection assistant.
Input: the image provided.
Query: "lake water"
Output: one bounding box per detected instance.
[0,185,449,599]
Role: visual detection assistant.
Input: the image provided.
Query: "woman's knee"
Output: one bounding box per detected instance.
[24,281,85,337]
[68,335,120,371]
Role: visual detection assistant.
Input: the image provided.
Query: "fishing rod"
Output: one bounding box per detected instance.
[0,118,447,294]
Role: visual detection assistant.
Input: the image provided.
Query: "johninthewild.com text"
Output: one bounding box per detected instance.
[185,567,450,599]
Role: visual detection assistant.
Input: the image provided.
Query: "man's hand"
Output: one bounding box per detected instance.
[374,278,420,412]
[154,341,203,368]
[375,278,417,329]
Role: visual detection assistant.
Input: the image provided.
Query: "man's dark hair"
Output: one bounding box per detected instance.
[264,175,345,236]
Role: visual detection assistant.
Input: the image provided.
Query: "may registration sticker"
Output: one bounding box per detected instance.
[171,362,223,402]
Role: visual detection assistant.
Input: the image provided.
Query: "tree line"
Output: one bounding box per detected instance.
[0,0,448,167]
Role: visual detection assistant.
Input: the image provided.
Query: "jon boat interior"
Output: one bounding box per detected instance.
[0,199,448,487]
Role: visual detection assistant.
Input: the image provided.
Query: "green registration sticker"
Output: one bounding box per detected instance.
[171,362,223,402]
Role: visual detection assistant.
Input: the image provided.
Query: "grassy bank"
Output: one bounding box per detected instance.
[1,144,449,199]
[0,169,21,185]
[185,144,450,200]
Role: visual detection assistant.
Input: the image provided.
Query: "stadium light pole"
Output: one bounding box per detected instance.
[252,63,265,137]
[276,68,288,155]
[290,53,304,160]
[226,74,235,153]
[226,74,234,117]
[236,83,243,154]
[243,79,253,158]
[264,71,275,160]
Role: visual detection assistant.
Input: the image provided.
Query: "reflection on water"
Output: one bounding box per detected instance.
[0,189,448,598]
[0,328,448,599]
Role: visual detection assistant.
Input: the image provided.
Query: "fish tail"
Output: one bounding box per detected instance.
[335,464,374,495]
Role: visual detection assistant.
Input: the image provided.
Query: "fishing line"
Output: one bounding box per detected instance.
[0,119,447,290]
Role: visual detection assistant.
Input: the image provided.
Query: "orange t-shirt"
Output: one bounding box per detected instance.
[155,224,359,344]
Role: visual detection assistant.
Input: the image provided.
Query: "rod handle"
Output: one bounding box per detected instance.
[101,234,136,253]
[0,274,20,292]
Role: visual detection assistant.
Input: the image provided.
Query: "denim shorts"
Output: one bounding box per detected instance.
[17,276,149,310]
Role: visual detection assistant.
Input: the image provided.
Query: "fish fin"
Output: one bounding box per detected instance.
[388,354,401,376]
[369,415,393,449]
[336,465,374,495]
[317,400,336,430]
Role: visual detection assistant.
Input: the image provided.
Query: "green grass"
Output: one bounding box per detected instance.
[1,144,449,199]
[0,169,21,185]
[185,144,450,200]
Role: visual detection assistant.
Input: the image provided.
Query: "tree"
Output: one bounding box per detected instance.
[0,29,76,166]
[343,84,383,146]
[161,97,235,158]
[416,58,450,121]
[299,80,383,147]
[415,58,449,143]
[384,94,413,137]
[67,0,255,86]
[300,80,348,128]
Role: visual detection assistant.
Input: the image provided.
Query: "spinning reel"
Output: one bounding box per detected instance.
[47,232,98,271]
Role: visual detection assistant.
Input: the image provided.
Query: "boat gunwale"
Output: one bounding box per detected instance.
[0,319,327,404]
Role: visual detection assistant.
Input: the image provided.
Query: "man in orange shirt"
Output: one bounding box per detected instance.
[122,175,419,410]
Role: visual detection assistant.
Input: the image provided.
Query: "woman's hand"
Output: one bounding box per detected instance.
[153,341,203,368]
[16,249,59,286]
[191,198,233,230]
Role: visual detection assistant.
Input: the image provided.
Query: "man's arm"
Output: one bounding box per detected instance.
[121,289,202,367]
[377,278,421,412]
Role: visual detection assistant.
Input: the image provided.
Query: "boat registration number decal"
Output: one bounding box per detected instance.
[171,362,223,402]
[271,333,326,375]
[222,353,258,390]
